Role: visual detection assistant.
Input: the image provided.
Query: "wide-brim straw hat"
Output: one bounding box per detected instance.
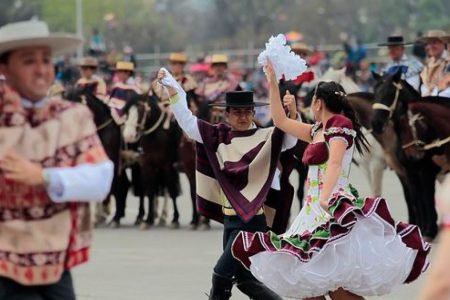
[115,61,135,72]
[0,20,81,56]
[169,52,188,63]
[79,56,98,67]
[420,30,448,43]
[291,42,313,55]
[211,54,228,64]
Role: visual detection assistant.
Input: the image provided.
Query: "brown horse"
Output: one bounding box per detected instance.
[124,94,183,229]
[371,71,441,239]
[178,134,200,229]
[405,97,450,170]
[64,87,123,225]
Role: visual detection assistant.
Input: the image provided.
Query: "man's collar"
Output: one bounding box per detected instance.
[392,54,408,63]
[230,122,256,132]
[21,96,48,109]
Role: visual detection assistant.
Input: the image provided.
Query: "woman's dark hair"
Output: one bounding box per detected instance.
[314,81,369,154]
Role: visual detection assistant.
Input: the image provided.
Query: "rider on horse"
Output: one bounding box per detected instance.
[108,61,142,124]
[196,54,241,122]
[75,56,108,102]
[379,35,423,92]
[419,30,450,98]
[150,52,198,129]
[75,56,107,101]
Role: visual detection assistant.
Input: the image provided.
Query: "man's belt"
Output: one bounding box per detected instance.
[223,206,264,216]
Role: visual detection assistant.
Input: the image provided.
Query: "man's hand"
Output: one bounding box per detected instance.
[283,90,297,118]
[157,69,178,97]
[0,151,45,186]
[438,74,450,91]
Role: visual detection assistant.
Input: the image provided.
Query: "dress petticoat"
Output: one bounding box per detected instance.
[232,192,430,298]
[231,114,430,299]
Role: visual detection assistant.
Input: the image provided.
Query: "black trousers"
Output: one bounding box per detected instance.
[213,215,267,284]
[0,271,75,300]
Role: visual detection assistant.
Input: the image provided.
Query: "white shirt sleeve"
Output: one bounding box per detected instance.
[438,87,450,98]
[45,160,114,203]
[159,67,204,143]
[405,75,421,92]
[170,95,203,143]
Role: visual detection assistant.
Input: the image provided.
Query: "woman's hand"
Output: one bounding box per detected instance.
[283,90,297,118]
[263,59,277,86]
[319,199,329,211]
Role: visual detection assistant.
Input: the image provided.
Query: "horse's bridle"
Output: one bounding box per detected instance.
[134,102,167,137]
[372,81,403,120]
[80,94,113,132]
[403,110,450,151]
[401,111,426,150]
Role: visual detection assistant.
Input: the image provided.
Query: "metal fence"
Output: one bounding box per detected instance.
[135,42,390,76]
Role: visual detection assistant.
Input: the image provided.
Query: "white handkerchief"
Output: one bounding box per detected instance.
[159,67,186,97]
[258,34,307,81]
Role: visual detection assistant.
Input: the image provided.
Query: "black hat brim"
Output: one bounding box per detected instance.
[209,102,269,107]
[377,42,413,46]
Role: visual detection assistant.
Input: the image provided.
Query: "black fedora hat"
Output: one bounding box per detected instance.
[210,91,268,107]
[378,35,413,46]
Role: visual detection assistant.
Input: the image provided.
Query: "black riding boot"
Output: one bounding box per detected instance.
[208,273,233,300]
[236,280,283,300]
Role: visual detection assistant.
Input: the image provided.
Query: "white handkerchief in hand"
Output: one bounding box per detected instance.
[159,67,186,98]
[258,34,307,81]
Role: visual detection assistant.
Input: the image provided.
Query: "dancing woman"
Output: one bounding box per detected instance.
[231,62,430,300]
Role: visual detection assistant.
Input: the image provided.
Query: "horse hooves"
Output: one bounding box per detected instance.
[94,216,107,227]
[198,223,211,231]
[189,223,198,230]
[170,222,180,229]
[134,218,143,226]
[158,219,167,227]
[140,222,151,230]
[109,221,120,229]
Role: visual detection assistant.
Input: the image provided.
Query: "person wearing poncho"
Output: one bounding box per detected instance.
[158,67,298,299]
[0,20,114,299]
[231,62,430,300]
[75,56,108,102]
[108,61,142,125]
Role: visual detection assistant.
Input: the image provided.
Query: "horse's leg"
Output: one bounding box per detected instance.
[111,170,130,228]
[158,193,169,226]
[165,166,180,229]
[134,194,145,226]
[418,160,440,240]
[358,154,374,197]
[170,194,180,229]
[372,156,386,197]
[188,172,199,230]
[141,191,155,230]
[94,194,110,227]
[396,172,417,226]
